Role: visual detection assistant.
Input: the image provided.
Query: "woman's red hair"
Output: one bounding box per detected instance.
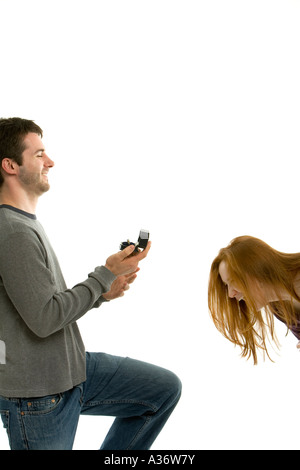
[208,236,300,364]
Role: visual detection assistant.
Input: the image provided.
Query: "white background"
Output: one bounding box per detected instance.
[1,0,300,450]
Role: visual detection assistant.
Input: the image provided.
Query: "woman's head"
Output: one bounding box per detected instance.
[208,236,300,363]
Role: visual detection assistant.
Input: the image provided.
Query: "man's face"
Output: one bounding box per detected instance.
[18,133,54,196]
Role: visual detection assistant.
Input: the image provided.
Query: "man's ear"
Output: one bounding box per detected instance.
[1,158,18,175]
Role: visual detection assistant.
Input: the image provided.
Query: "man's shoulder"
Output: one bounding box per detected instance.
[0,205,38,241]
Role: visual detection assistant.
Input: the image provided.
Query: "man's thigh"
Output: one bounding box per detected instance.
[81,352,178,417]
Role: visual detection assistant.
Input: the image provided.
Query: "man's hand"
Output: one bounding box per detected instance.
[102,270,139,301]
[105,242,151,277]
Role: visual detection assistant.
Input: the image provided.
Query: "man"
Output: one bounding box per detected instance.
[0,118,181,450]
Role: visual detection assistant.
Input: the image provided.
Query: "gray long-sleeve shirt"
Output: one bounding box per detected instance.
[0,205,116,397]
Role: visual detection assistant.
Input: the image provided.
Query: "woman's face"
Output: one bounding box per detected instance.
[218,261,244,301]
[218,260,276,309]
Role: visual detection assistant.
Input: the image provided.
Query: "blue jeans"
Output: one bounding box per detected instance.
[0,352,181,450]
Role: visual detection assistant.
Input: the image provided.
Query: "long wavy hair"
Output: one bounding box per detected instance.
[208,236,300,364]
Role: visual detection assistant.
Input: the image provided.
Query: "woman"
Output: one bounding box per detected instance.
[208,235,300,364]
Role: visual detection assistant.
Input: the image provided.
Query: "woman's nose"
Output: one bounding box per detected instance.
[228,286,238,298]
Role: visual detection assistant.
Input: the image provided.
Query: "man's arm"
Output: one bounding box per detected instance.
[0,232,150,338]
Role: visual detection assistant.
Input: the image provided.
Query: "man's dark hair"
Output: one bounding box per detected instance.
[0,117,43,187]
